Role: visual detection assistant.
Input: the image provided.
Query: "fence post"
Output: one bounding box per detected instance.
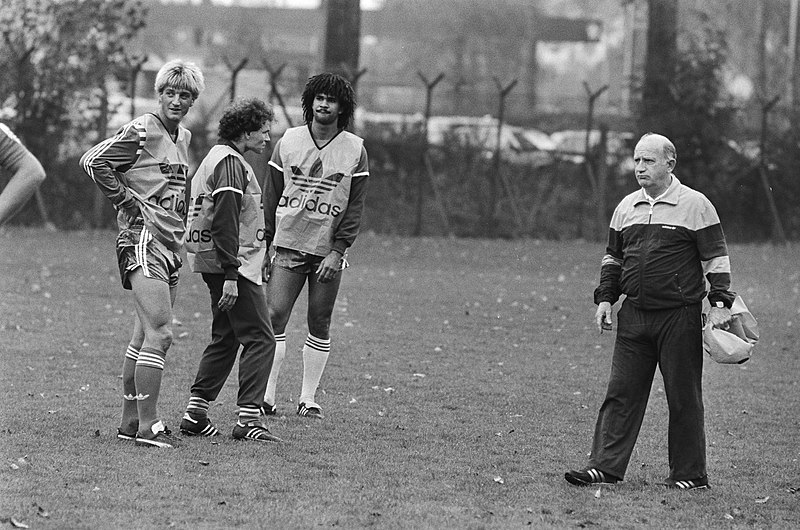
[223,56,249,101]
[127,54,148,120]
[262,60,294,128]
[582,82,609,241]
[415,71,444,236]
[490,77,517,224]
[758,95,787,244]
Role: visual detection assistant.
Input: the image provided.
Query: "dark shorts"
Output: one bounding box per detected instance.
[272,247,348,275]
[116,224,181,290]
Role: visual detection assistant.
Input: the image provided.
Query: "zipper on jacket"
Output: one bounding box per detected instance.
[639,201,655,307]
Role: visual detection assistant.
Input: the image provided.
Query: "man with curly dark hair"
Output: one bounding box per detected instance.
[261,72,369,420]
[180,97,282,443]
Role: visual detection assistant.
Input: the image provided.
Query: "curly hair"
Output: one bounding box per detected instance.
[154,59,205,99]
[301,72,356,130]
[218,98,275,142]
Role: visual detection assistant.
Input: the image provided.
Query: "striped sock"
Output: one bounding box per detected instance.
[186,396,210,419]
[121,345,139,430]
[135,347,166,433]
[263,333,286,406]
[238,405,261,426]
[300,334,330,405]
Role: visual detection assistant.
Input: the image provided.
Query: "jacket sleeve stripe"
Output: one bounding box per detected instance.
[702,255,730,275]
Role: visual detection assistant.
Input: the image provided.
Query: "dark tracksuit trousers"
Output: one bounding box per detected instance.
[190,273,275,410]
[589,299,706,481]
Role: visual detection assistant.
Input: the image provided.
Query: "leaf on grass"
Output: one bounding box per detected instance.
[724,514,734,520]
[34,504,49,518]
[178,332,189,339]
[594,487,601,499]
[755,496,770,504]
[94,430,100,437]
[198,461,210,466]
[10,517,29,529]
[383,387,395,393]
[494,476,504,484]
[349,398,357,404]
[412,373,426,378]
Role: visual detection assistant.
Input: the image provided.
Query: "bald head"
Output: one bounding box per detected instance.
[636,133,676,165]
[633,133,676,197]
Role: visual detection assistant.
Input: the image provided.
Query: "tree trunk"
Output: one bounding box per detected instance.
[639,0,678,134]
[323,0,361,77]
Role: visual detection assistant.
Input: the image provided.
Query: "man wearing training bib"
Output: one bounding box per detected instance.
[262,73,369,420]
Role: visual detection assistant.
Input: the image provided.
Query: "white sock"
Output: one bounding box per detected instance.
[263,334,286,405]
[300,334,330,405]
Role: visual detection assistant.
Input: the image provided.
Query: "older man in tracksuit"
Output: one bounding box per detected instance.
[180,98,281,443]
[565,133,735,490]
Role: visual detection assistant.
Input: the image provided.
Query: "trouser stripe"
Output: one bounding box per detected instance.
[137,226,151,277]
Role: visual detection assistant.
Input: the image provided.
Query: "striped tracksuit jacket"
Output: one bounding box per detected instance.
[589,175,735,481]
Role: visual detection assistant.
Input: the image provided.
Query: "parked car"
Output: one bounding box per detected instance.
[447,124,557,167]
[551,129,635,172]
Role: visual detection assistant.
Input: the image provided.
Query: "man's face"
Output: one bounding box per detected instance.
[312,93,342,126]
[158,86,195,124]
[244,123,271,154]
[633,136,673,196]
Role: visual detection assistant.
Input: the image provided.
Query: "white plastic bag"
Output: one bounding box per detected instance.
[703,296,759,364]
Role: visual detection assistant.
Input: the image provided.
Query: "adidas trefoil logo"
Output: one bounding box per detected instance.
[290,158,345,195]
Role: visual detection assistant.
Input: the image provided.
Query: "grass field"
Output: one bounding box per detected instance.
[1,228,798,529]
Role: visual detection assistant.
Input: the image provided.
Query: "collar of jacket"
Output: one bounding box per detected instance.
[633,174,681,206]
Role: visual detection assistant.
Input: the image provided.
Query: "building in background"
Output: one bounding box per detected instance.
[133,0,608,129]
